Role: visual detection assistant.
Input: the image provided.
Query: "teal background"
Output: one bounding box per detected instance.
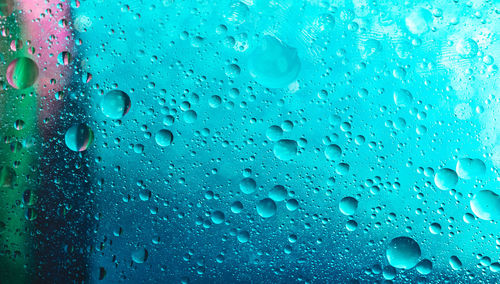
[61,0,500,282]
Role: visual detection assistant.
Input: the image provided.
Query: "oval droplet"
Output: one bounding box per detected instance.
[101,90,131,119]
[6,57,39,89]
[64,123,94,152]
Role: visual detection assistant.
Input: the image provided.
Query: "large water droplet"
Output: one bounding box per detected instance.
[434,168,458,190]
[155,130,173,147]
[273,139,298,161]
[64,123,94,152]
[456,38,478,58]
[248,36,301,88]
[256,198,277,218]
[456,158,486,180]
[101,90,131,119]
[6,57,39,89]
[211,211,225,224]
[416,259,433,275]
[268,185,287,202]
[386,236,421,269]
[131,247,148,264]
[393,89,413,107]
[339,196,358,215]
[449,255,462,270]
[239,178,256,194]
[325,144,342,161]
[470,190,500,220]
[405,8,432,34]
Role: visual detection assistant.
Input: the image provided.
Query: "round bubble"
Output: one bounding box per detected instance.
[269,185,287,202]
[155,130,173,147]
[434,168,458,190]
[456,158,486,180]
[339,196,358,215]
[273,139,298,161]
[266,125,283,141]
[239,178,256,194]
[131,247,148,263]
[382,266,396,280]
[223,1,249,25]
[257,198,277,218]
[6,57,39,89]
[346,220,358,231]
[470,190,500,220]
[237,230,250,243]
[405,8,432,34]
[335,163,350,175]
[325,144,342,160]
[393,89,413,107]
[231,201,243,213]
[211,211,225,224]
[248,36,301,88]
[429,223,441,234]
[386,236,421,269]
[64,123,94,152]
[101,90,131,119]
[490,262,500,273]
[183,110,197,123]
[456,38,478,58]
[416,259,433,275]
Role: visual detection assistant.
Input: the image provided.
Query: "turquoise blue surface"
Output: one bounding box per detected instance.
[62,0,500,282]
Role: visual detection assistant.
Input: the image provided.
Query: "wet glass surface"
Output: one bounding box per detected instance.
[0,0,498,283]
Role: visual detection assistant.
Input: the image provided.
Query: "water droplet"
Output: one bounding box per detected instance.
[339,196,358,215]
[456,38,478,58]
[211,211,225,224]
[449,255,462,270]
[182,110,197,123]
[6,57,39,89]
[405,8,432,34]
[429,223,441,234]
[393,89,413,107]
[155,129,173,147]
[248,36,301,88]
[382,266,396,280]
[230,201,243,213]
[346,220,358,231]
[57,51,72,66]
[286,199,299,211]
[325,144,342,161]
[273,139,298,161]
[416,259,433,275]
[268,185,287,202]
[64,123,94,152]
[266,125,283,141]
[101,90,131,119]
[256,198,277,218]
[456,158,486,180]
[237,230,250,243]
[386,236,421,269]
[433,168,458,190]
[131,247,148,263]
[239,178,256,194]
[470,190,500,221]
